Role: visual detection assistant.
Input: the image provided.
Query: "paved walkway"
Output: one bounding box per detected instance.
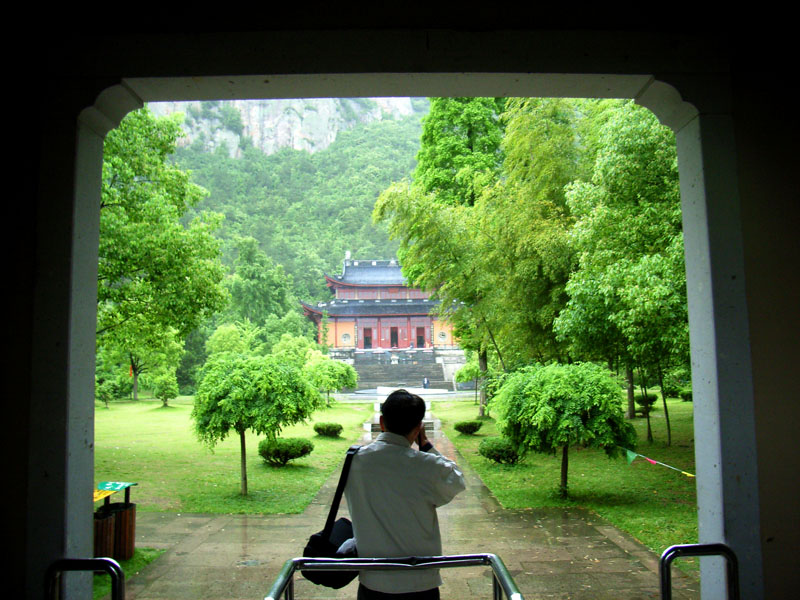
[129,431,699,599]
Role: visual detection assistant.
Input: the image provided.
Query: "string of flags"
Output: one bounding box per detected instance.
[622,448,695,478]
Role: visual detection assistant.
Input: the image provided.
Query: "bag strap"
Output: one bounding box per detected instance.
[322,444,361,538]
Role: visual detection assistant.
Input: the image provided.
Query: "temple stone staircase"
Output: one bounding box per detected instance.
[352,350,451,390]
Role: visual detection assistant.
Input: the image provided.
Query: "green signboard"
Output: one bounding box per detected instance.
[97,481,137,491]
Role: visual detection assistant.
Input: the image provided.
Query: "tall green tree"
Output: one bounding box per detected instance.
[376,97,584,371]
[102,323,184,402]
[473,98,580,365]
[225,237,295,323]
[375,97,506,378]
[554,101,686,440]
[97,107,227,394]
[192,353,319,495]
[414,97,504,206]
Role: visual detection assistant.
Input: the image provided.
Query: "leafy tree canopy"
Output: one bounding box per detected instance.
[205,320,265,356]
[98,107,227,339]
[97,107,228,399]
[303,351,358,405]
[270,333,319,369]
[414,97,505,206]
[491,362,636,497]
[224,237,295,323]
[192,352,319,495]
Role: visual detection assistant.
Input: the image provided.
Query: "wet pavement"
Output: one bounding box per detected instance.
[129,431,699,599]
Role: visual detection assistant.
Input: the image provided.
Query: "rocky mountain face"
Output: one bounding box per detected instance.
[149,97,422,158]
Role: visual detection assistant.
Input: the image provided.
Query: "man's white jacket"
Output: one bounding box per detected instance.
[344,431,466,593]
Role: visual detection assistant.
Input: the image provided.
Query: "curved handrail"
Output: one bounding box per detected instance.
[45,557,124,600]
[265,553,523,600]
[660,543,739,600]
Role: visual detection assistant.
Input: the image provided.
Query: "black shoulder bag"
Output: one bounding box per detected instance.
[301,444,361,588]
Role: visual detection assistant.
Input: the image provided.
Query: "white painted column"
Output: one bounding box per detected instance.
[26,85,141,599]
[676,114,764,599]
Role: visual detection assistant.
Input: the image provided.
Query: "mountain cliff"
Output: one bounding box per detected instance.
[149,98,424,158]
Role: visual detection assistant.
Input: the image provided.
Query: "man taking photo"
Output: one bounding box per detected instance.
[344,389,466,599]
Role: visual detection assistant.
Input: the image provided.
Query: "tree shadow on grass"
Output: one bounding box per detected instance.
[554,488,649,507]
[264,462,315,471]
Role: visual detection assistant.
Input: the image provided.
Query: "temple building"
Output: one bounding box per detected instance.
[301,257,457,351]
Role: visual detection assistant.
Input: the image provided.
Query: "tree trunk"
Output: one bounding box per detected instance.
[657,363,672,446]
[638,367,654,443]
[626,366,636,419]
[485,324,506,372]
[560,445,569,498]
[478,349,488,417]
[239,428,248,496]
[132,370,139,401]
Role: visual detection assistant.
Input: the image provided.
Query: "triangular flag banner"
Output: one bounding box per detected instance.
[620,447,695,478]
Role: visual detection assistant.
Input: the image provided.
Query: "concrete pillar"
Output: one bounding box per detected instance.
[675,114,764,599]
[25,85,141,599]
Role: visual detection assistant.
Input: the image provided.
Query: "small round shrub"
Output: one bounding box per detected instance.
[313,422,344,437]
[478,437,522,465]
[679,388,693,402]
[258,438,314,466]
[661,386,680,399]
[454,420,483,435]
[635,393,658,414]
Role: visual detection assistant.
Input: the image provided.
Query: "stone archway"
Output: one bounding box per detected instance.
[22,30,794,598]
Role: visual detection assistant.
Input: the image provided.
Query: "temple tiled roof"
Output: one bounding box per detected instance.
[327,259,406,286]
[302,298,440,317]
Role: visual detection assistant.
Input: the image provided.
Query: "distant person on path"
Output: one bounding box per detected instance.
[423,377,429,389]
[344,389,465,599]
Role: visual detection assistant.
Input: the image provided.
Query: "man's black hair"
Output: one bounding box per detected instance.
[381,389,426,436]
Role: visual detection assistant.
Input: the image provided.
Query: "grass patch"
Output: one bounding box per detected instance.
[94,397,369,514]
[432,397,698,572]
[93,548,164,600]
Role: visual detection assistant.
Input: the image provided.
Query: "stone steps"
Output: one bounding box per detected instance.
[353,361,449,390]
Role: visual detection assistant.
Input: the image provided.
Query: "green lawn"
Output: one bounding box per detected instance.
[94,397,370,514]
[432,397,699,571]
[95,393,698,573]
[93,548,164,600]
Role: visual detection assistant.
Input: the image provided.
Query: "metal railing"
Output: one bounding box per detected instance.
[45,557,125,600]
[265,554,524,600]
[660,543,739,600]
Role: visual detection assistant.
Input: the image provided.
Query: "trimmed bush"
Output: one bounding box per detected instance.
[258,438,314,466]
[313,422,344,437]
[661,386,680,399]
[478,437,522,465]
[634,393,658,414]
[454,420,483,435]
[679,388,693,402]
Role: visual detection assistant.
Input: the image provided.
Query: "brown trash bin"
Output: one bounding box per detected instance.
[106,502,136,560]
[93,508,116,557]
